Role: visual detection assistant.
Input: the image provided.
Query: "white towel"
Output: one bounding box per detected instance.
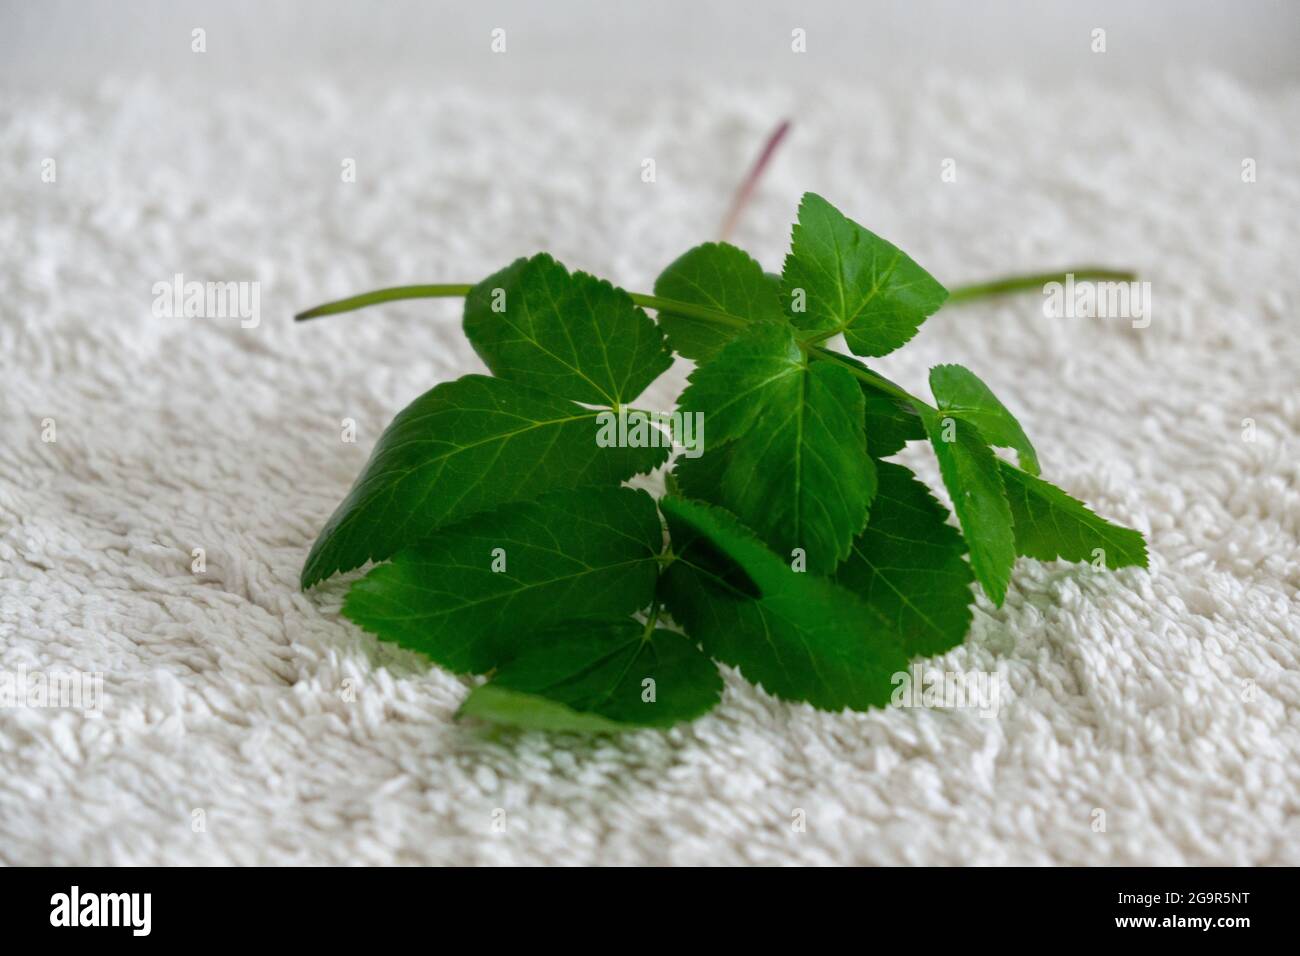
[2,72,1297,864]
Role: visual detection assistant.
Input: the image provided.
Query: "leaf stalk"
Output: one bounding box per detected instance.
[292,266,1134,418]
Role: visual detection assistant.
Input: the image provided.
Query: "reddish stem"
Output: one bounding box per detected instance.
[718,119,791,241]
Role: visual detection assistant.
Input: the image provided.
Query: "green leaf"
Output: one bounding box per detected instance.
[675,321,802,441]
[999,462,1148,569]
[343,487,663,673]
[653,242,786,360]
[835,462,975,656]
[457,684,629,732]
[301,375,666,587]
[919,408,1017,606]
[659,497,908,711]
[833,353,926,457]
[674,323,876,572]
[863,388,926,457]
[464,254,672,406]
[930,364,1039,474]
[458,619,722,731]
[780,192,948,356]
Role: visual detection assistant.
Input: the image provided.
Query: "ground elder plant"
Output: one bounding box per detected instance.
[296,192,1147,731]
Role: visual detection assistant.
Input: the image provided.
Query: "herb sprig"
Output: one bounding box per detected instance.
[297,192,1146,731]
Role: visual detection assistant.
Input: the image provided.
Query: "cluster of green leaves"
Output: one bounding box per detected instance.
[299,193,1147,732]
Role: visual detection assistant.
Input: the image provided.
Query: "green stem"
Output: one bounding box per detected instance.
[295,267,1134,323]
[810,347,932,410]
[292,266,1132,418]
[641,599,662,640]
[627,293,747,329]
[945,268,1135,304]
[295,285,748,329]
[295,284,473,321]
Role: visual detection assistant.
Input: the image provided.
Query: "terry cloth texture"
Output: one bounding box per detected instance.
[1,73,1298,864]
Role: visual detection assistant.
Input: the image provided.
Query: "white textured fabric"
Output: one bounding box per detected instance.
[2,73,1298,866]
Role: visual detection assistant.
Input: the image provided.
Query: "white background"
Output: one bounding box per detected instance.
[3,0,1298,91]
